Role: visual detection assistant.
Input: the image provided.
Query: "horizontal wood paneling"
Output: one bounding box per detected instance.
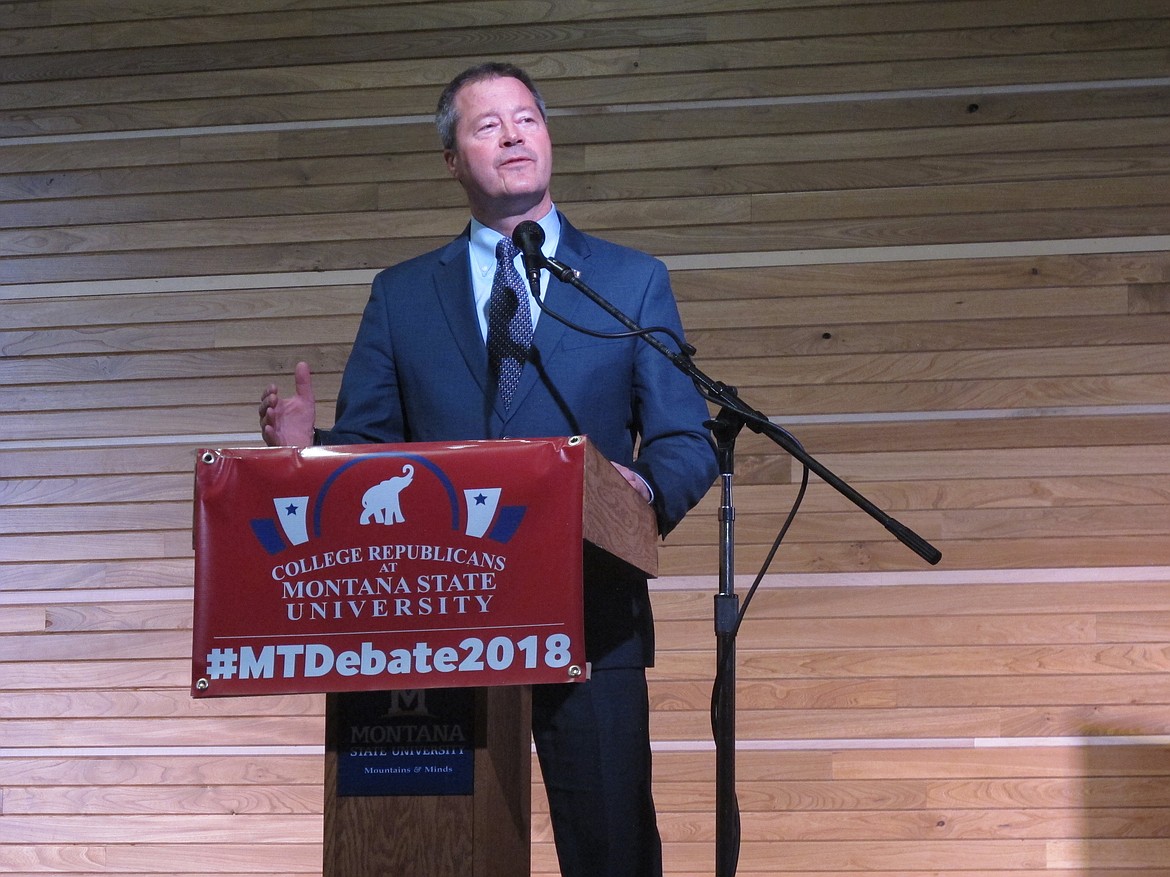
[3,1,1170,876]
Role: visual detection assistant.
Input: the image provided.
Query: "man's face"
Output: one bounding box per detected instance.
[443,75,553,225]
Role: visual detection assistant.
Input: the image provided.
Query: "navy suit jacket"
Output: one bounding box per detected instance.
[318,214,717,667]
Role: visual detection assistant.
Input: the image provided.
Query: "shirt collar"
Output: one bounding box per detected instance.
[470,206,561,274]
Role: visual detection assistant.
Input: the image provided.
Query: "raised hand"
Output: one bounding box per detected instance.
[259,360,316,447]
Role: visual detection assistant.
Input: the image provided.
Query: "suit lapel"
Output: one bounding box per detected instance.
[432,228,495,400]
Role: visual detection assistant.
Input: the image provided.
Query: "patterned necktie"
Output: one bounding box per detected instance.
[486,237,534,407]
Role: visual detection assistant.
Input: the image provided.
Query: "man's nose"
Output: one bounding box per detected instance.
[500,122,523,146]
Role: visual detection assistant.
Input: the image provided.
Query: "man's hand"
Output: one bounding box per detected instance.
[611,461,652,503]
[259,361,317,447]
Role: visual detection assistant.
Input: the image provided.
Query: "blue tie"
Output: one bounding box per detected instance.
[487,237,533,407]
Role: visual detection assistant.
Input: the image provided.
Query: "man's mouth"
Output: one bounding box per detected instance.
[499,153,534,168]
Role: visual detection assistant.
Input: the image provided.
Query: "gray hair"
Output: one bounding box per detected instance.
[435,62,548,151]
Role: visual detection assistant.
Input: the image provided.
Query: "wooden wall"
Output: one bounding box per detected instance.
[3,1,1170,874]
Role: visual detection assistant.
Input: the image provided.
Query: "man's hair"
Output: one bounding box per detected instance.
[435,62,548,151]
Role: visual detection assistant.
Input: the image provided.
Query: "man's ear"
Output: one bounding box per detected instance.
[443,148,459,179]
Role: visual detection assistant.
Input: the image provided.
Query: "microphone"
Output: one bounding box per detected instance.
[511,220,578,283]
[512,221,545,295]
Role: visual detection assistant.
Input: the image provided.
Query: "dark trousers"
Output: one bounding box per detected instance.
[532,667,663,877]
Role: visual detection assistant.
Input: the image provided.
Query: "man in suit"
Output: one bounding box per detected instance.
[260,61,717,877]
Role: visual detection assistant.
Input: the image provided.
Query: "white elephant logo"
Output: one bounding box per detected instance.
[359,464,415,525]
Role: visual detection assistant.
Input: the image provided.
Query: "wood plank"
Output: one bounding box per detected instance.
[11,148,1170,231]
[24,341,1170,414]
[649,704,1170,740]
[749,174,1170,224]
[4,177,1169,263]
[46,281,1131,331]
[674,839,1050,871]
[644,776,1170,811]
[0,0,784,55]
[1047,838,1170,869]
[1,783,322,815]
[6,106,1169,179]
[576,118,1170,175]
[587,872,1170,877]
[658,534,1170,575]
[637,744,1170,784]
[0,236,444,283]
[0,843,322,871]
[682,446,1170,493]
[654,807,1170,842]
[0,630,192,661]
[827,744,1170,778]
[6,205,1170,283]
[38,601,191,632]
[0,531,180,562]
[8,20,1170,114]
[651,643,1170,680]
[0,282,1134,339]
[0,473,194,505]
[3,0,1160,57]
[655,611,1102,649]
[688,475,1170,517]
[6,50,1169,136]
[0,754,323,785]
[4,0,1165,90]
[0,204,476,257]
[0,348,353,387]
[0,814,322,843]
[688,312,1170,364]
[0,403,295,441]
[1,183,385,228]
[0,559,194,592]
[672,503,1170,544]
[0,873,317,877]
[695,343,1170,387]
[802,445,1170,482]
[740,416,1170,456]
[9,140,1170,209]
[650,580,1170,620]
[648,749,835,782]
[0,0,439,28]
[0,717,323,747]
[1,502,195,534]
[0,690,322,719]
[615,206,1170,256]
[673,251,1170,299]
[0,446,201,478]
[0,607,46,633]
[647,674,1170,709]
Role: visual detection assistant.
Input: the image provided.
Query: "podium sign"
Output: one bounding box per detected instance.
[192,437,594,698]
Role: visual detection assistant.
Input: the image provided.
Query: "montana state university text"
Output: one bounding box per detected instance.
[274,542,506,621]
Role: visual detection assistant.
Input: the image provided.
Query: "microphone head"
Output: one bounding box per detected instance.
[512,220,545,252]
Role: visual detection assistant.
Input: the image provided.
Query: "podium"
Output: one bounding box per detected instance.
[192,436,658,876]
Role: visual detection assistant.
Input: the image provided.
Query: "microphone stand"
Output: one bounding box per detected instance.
[530,248,942,877]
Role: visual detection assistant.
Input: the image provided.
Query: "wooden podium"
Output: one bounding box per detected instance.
[191,436,657,877]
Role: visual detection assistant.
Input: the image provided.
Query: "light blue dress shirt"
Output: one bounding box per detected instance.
[468,207,562,342]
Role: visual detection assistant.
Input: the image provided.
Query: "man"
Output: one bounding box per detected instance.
[260,62,717,877]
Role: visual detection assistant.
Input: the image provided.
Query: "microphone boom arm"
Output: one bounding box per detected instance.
[516,225,940,565]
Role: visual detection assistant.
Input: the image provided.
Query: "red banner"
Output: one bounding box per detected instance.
[192,437,588,697]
